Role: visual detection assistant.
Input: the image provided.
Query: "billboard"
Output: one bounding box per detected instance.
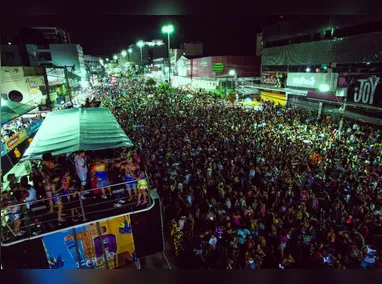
[286,73,330,89]
[42,215,136,269]
[338,74,382,107]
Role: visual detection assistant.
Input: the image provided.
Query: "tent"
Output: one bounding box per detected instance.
[21,107,134,161]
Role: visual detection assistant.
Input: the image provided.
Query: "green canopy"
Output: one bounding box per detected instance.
[21,107,133,161]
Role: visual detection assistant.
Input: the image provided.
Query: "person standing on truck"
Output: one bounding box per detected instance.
[74,150,89,199]
[91,158,112,200]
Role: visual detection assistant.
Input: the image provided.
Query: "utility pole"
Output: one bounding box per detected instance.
[64,65,73,105]
[42,66,52,110]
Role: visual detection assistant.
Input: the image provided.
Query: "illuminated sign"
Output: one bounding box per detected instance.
[353,76,380,105]
[286,73,330,89]
[213,63,224,72]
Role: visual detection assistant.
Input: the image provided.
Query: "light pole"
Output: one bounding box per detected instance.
[128,48,133,62]
[162,24,174,87]
[137,41,145,73]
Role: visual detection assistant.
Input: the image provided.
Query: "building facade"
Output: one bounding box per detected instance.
[171,55,261,92]
[255,16,382,124]
[30,27,71,44]
[2,44,86,78]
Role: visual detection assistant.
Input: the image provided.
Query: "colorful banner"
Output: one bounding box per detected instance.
[5,129,27,151]
[261,91,287,106]
[2,119,42,156]
[261,72,286,87]
[42,215,136,269]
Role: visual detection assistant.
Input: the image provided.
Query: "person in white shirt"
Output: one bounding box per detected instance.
[74,151,88,188]
[209,235,217,250]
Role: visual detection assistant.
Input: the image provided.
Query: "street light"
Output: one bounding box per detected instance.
[121,50,127,58]
[113,55,118,61]
[106,58,109,62]
[162,24,174,87]
[99,59,104,65]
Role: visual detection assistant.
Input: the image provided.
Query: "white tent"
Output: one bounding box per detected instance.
[22,107,133,161]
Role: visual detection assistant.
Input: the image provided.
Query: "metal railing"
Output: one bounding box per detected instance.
[1,176,152,245]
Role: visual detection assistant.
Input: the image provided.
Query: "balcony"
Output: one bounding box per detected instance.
[1,178,152,246]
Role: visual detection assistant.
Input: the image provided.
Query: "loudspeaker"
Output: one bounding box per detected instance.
[1,239,49,269]
[130,190,164,258]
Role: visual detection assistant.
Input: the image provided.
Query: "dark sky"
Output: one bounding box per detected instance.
[1,15,290,57]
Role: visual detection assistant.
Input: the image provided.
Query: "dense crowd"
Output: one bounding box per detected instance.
[1,115,42,143]
[102,82,382,269]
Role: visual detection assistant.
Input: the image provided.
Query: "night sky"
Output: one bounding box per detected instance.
[1,14,292,57]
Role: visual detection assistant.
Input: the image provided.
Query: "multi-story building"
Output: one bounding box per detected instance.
[2,43,86,78]
[29,27,71,44]
[84,55,103,73]
[172,55,261,92]
[255,16,382,123]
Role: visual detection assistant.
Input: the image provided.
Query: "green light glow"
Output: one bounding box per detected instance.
[128,48,133,53]
[121,50,127,57]
[319,84,330,92]
[137,41,145,48]
[162,25,174,34]
[113,55,118,60]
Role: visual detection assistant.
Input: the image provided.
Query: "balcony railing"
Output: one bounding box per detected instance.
[1,177,152,246]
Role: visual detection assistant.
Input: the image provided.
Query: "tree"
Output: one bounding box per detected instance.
[146,78,156,87]
[158,83,170,94]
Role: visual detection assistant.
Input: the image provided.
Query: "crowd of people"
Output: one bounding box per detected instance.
[1,115,42,143]
[2,77,381,269]
[101,81,381,269]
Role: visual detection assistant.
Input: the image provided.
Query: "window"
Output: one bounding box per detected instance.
[2,52,15,59]
[37,52,52,61]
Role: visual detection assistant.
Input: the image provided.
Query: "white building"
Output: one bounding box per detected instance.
[26,44,86,77]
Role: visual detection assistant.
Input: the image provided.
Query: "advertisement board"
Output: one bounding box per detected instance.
[261,72,286,88]
[2,119,42,155]
[42,215,136,269]
[338,74,382,106]
[286,73,330,89]
[5,129,27,151]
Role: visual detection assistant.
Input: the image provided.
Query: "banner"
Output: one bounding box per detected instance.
[42,215,136,269]
[5,129,27,151]
[261,72,286,87]
[286,73,330,89]
[27,119,42,135]
[338,74,382,106]
[261,91,287,106]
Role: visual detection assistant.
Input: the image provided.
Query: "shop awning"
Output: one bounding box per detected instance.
[21,107,134,161]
